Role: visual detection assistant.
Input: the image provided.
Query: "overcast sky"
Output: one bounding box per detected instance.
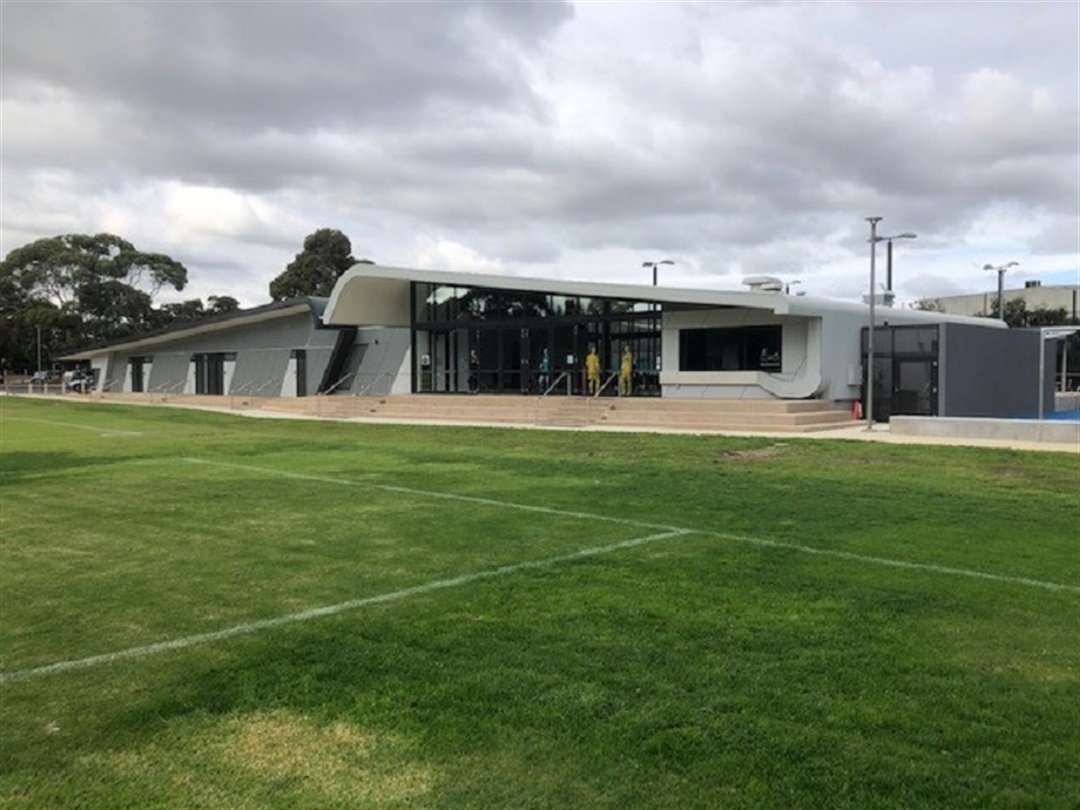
[2,0,1078,308]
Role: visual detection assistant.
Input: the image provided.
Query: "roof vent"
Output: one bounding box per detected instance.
[742,275,784,292]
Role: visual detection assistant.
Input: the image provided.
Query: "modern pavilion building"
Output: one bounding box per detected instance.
[64,263,1057,421]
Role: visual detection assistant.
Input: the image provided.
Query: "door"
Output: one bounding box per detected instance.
[871,356,893,423]
[295,350,307,397]
[893,359,937,417]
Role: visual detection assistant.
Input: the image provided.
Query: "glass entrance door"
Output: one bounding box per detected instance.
[894,359,938,416]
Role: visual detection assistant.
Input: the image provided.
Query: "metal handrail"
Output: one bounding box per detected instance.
[540,371,570,397]
[145,380,183,403]
[320,372,354,396]
[354,371,393,397]
[230,379,275,408]
[595,371,618,398]
[230,380,256,408]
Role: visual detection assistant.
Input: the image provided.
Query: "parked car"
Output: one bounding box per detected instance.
[30,370,57,384]
[64,371,95,392]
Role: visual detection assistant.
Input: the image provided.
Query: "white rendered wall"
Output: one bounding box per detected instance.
[660,309,824,399]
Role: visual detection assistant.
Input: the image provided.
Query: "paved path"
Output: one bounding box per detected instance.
[236,404,1079,454]
[6,392,1078,454]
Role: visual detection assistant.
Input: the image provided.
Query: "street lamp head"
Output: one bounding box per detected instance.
[893,232,918,240]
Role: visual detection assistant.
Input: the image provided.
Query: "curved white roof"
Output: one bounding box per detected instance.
[322,263,1006,329]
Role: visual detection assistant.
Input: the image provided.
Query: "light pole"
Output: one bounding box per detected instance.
[865,217,882,430]
[36,325,42,374]
[642,259,673,286]
[983,261,1019,321]
[881,232,917,297]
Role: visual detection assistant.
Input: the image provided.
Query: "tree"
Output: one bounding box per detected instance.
[207,295,240,315]
[980,297,1075,329]
[912,297,945,313]
[155,299,206,327]
[269,229,358,301]
[0,233,188,371]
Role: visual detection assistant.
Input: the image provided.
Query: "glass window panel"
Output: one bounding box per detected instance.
[414,283,433,322]
[679,326,782,371]
[893,326,938,354]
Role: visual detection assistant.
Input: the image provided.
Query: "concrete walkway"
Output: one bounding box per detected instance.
[6,392,1078,454]
[162,401,1080,454]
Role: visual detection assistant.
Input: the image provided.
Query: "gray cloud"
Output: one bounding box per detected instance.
[1,0,1075,307]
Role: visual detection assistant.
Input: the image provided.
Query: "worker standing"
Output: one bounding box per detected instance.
[585,345,600,395]
[619,346,633,396]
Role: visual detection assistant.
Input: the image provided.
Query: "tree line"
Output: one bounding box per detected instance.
[0,228,362,374]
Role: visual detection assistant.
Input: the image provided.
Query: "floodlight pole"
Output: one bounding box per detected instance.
[983,261,1019,321]
[865,217,882,430]
[643,259,674,286]
[881,232,917,301]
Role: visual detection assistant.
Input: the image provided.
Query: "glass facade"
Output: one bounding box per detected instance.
[861,325,940,421]
[411,283,662,395]
[678,325,783,372]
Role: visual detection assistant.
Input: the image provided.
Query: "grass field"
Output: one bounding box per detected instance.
[0,396,1077,809]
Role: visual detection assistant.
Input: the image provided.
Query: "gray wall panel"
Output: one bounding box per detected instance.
[144,351,191,393]
[100,312,342,395]
[942,325,1042,417]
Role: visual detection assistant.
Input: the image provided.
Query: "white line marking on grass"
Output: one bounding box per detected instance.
[182,458,685,533]
[2,417,143,437]
[696,531,1079,593]
[0,529,690,684]
[184,458,1080,594]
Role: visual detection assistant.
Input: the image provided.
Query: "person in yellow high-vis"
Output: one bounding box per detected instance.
[619,346,633,396]
[585,346,600,395]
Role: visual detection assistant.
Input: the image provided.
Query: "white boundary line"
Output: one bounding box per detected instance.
[3,457,1076,684]
[182,458,685,532]
[1,417,143,437]
[184,458,1080,594]
[0,530,689,684]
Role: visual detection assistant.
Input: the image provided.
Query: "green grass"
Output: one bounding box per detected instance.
[1,396,1077,809]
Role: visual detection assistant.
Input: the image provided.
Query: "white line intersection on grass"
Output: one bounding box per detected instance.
[0,529,691,684]
[184,458,1080,595]
[3,456,1076,685]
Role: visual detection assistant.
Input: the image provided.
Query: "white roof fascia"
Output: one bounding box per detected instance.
[58,303,311,360]
[324,264,799,325]
[323,263,1011,329]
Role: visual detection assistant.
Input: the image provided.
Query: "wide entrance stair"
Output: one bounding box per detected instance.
[258,394,855,433]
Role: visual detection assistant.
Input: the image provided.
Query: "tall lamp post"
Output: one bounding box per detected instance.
[865,217,882,429]
[983,261,1019,321]
[642,259,674,286]
[36,325,42,374]
[881,232,917,296]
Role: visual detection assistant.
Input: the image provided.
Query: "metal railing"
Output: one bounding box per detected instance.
[147,380,186,403]
[354,371,394,397]
[540,371,571,397]
[320,372,355,397]
[230,379,276,409]
[595,371,619,398]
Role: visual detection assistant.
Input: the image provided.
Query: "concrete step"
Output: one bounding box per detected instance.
[107,393,858,433]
